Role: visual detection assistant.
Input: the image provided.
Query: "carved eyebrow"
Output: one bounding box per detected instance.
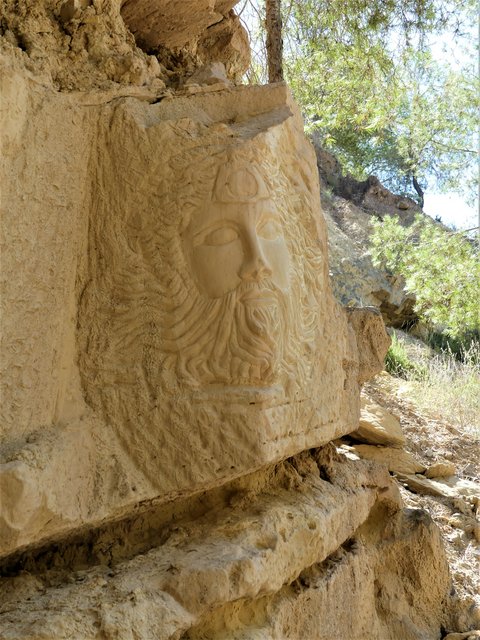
[192,220,238,243]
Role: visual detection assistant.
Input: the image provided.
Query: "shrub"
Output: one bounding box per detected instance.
[371,214,480,338]
[385,333,427,380]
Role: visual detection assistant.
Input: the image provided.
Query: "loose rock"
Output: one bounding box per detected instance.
[351,445,425,474]
[426,461,457,478]
[349,393,405,447]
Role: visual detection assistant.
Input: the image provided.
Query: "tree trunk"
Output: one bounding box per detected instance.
[412,174,424,209]
[266,0,283,83]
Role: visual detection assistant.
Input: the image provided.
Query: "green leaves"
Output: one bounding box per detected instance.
[370,214,480,336]
[276,0,478,204]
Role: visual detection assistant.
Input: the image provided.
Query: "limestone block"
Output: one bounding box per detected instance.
[197,11,251,81]
[350,393,405,447]
[75,82,361,505]
[121,0,238,50]
[397,474,480,499]
[351,445,425,474]
[1,64,363,556]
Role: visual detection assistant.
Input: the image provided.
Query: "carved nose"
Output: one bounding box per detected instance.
[239,235,273,282]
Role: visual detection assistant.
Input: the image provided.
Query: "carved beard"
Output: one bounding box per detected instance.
[172,279,287,387]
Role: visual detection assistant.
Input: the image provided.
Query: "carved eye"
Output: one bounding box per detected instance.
[257,218,282,240]
[203,226,239,246]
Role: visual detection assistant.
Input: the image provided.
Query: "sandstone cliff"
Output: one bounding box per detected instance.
[0,2,459,638]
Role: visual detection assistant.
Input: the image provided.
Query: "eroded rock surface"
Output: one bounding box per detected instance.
[0,3,458,638]
[0,449,451,640]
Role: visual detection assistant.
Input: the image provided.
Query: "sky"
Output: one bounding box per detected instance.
[423,192,477,230]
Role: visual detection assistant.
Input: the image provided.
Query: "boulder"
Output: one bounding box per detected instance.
[350,393,405,447]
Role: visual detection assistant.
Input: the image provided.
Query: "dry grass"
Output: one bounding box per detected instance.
[387,330,480,437]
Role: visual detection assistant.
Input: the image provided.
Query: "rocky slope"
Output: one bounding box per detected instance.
[314,141,419,328]
[358,372,480,635]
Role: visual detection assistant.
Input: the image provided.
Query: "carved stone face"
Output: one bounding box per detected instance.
[77,96,346,493]
[184,198,290,299]
[170,162,293,389]
[88,152,315,396]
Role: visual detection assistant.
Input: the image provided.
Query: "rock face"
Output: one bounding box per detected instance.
[314,142,419,327]
[350,444,427,474]
[0,448,451,640]
[0,3,454,638]
[121,0,238,50]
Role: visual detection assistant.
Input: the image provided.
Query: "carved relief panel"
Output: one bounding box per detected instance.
[78,87,358,494]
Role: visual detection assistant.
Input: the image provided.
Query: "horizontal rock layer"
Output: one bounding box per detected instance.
[0,448,450,640]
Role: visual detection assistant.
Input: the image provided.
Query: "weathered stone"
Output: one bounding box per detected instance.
[0,452,450,640]
[187,508,450,640]
[444,477,480,499]
[197,11,251,81]
[346,307,391,384]
[121,0,238,50]
[396,474,480,499]
[350,393,405,447]
[425,461,457,478]
[352,445,425,474]
[59,0,91,24]
[184,62,231,87]
[0,0,167,91]
[443,632,480,640]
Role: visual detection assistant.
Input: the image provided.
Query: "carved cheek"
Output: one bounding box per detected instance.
[262,238,290,291]
[191,240,244,298]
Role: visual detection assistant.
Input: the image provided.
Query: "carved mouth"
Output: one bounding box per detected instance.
[241,289,277,307]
